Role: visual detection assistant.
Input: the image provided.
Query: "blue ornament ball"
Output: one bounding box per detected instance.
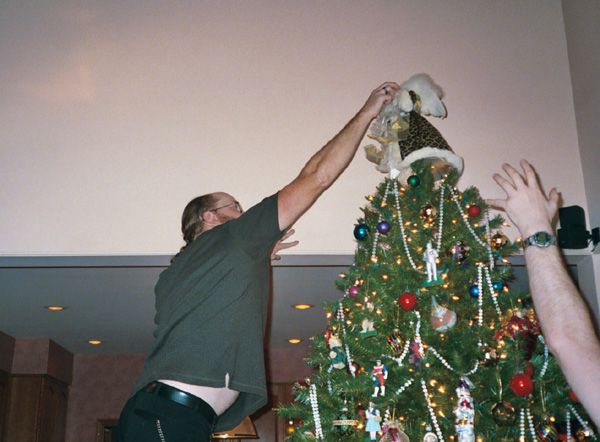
[353,224,370,241]
[469,285,480,298]
[377,221,391,234]
[493,281,504,291]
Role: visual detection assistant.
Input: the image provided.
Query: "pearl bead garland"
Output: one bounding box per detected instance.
[370,181,392,262]
[477,264,503,318]
[484,212,495,269]
[309,384,323,440]
[428,346,480,376]
[392,180,446,274]
[394,377,414,395]
[566,410,572,442]
[390,339,411,367]
[335,302,356,378]
[393,180,425,274]
[414,311,424,356]
[518,409,539,442]
[447,186,494,269]
[538,336,549,379]
[568,405,596,440]
[421,379,445,442]
[519,408,526,442]
[526,409,537,441]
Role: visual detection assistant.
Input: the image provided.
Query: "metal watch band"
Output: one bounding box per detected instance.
[523,231,556,248]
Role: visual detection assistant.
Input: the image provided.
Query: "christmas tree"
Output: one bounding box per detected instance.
[278,75,597,442]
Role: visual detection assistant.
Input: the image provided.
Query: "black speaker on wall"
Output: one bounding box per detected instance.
[557,205,600,249]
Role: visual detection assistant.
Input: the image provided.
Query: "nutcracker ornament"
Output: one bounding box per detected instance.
[372,359,389,397]
[454,379,475,442]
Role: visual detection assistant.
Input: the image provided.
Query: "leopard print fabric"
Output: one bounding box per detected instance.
[399,111,454,160]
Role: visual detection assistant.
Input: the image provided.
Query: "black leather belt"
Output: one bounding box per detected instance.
[141,382,218,428]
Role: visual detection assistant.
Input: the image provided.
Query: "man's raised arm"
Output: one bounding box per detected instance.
[277,82,400,231]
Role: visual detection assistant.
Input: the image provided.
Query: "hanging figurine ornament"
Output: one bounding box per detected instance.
[372,359,389,397]
[328,335,346,369]
[423,241,443,286]
[454,379,475,442]
[431,296,457,331]
[365,402,382,442]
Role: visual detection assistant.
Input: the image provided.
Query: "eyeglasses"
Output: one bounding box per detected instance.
[211,201,243,213]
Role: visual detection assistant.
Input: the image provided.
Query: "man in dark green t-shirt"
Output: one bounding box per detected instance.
[116,81,400,442]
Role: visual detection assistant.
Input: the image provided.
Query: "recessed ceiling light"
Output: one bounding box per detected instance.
[45,306,67,311]
[88,340,102,345]
[293,304,313,310]
[288,339,302,344]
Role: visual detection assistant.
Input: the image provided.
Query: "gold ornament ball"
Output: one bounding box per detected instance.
[491,232,509,250]
[420,204,438,222]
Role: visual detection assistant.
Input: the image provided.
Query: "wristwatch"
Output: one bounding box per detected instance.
[523,231,556,248]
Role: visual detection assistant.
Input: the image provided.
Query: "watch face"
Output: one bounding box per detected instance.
[528,231,555,247]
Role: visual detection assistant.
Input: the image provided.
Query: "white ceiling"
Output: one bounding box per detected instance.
[0,254,351,355]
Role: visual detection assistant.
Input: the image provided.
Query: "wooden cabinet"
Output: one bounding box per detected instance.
[3,375,68,442]
[0,370,9,442]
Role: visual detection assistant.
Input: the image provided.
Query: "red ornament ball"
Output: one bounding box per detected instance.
[398,292,417,311]
[569,388,579,403]
[348,285,360,298]
[523,360,535,378]
[467,205,482,217]
[510,374,534,397]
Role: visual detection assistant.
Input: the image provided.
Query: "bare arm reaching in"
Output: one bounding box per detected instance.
[487,159,600,425]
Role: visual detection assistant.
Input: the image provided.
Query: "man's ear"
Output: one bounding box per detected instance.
[202,210,220,226]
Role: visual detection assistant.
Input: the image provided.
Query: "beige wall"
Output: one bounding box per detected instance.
[0,0,587,257]
[562,0,600,311]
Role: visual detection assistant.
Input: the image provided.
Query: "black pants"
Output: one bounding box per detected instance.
[115,383,218,442]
